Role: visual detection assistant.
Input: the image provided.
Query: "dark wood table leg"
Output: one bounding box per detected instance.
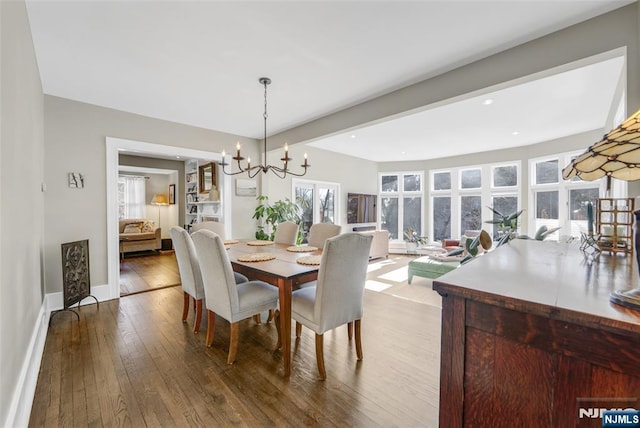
[278,278,292,377]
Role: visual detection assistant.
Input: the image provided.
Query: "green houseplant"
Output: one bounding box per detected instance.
[252,195,305,243]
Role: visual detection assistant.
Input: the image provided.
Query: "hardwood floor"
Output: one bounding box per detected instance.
[30,285,442,426]
[119,251,181,296]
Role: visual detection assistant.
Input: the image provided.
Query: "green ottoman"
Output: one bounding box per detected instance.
[408,256,459,283]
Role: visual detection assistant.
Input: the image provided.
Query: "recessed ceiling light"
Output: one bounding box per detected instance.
[350,134,356,139]
[401,151,406,155]
[482,99,494,105]
[512,131,520,136]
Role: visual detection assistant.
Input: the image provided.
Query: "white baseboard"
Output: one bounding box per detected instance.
[46,283,112,312]
[4,303,47,428]
[5,284,110,428]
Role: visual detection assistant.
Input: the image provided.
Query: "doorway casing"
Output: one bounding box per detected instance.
[106,137,230,300]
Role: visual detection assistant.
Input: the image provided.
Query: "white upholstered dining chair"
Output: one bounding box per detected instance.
[171,226,248,334]
[191,221,226,239]
[306,223,341,249]
[278,232,373,379]
[274,221,299,245]
[191,229,279,364]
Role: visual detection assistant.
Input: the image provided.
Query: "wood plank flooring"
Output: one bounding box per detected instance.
[30,284,442,426]
[119,252,181,296]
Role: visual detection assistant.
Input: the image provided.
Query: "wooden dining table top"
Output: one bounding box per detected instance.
[226,240,322,279]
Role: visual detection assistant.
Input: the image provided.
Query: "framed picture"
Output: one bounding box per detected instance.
[236,178,257,196]
[169,184,176,204]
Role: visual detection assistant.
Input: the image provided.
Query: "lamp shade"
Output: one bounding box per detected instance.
[562,109,640,182]
[151,194,169,205]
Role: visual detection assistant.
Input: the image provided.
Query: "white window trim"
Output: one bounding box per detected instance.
[430,161,522,242]
[379,171,424,242]
[292,178,341,226]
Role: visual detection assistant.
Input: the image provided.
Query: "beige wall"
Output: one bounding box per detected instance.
[1,0,45,424]
[44,96,260,293]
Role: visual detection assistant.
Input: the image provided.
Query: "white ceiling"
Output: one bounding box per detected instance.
[25,0,633,162]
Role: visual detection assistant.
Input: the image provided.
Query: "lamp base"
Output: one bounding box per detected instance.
[609,288,640,310]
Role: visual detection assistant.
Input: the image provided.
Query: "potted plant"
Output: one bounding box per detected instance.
[484,206,524,247]
[404,227,427,251]
[252,195,306,243]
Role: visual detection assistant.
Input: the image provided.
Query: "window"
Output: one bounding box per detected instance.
[379,172,423,240]
[118,175,146,219]
[293,180,340,240]
[430,162,521,242]
[529,153,603,239]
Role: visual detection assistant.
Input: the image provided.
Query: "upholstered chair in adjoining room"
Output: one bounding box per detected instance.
[278,232,372,379]
[191,230,279,364]
[274,221,299,245]
[191,221,226,239]
[306,223,341,249]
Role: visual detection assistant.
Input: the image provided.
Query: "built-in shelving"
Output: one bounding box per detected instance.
[184,159,223,230]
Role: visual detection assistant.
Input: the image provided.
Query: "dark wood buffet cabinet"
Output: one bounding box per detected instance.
[433,239,640,427]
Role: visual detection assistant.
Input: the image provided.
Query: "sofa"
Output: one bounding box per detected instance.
[359,230,390,260]
[119,218,161,255]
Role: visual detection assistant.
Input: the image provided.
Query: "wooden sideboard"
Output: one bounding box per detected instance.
[433,239,640,427]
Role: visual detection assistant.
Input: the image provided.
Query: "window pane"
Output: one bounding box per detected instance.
[381,197,398,239]
[491,196,518,238]
[295,186,314,238]
[569,188,599,236]
[318,187,336,224]
[433,172,451,190]
[535,191,558,219]
[403,197,422,237]
[461,195,482,232]
[433,197,451,242]
[381,175,398,192]
[403,174,421,192]
[461,169,481,189]
[493,165,517,187]
[535,160,558,184]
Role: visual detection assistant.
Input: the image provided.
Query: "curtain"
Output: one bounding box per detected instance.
[119,176,146,219]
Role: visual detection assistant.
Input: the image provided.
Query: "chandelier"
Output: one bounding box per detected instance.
[220,77,310,179]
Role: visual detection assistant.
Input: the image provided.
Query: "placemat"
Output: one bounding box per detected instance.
[224,239,239,245]
[296,255,322,266]
[246,240,275,246]
[237,253,276,262]
[286,245,318,253]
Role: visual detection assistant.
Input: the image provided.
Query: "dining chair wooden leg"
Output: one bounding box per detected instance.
[206,310,216,347]
[355,319,363,360]
[253,314,262,324]
[315,333,326,380]
[228,322,239,364]
[295,322,302,338]
[347,321,353,340]
[267,309,274,323]
[193,299,203,334]
[182,292,190,322]
[273,310,281,350]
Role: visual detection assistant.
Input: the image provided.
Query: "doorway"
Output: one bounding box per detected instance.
[106,137,230,300]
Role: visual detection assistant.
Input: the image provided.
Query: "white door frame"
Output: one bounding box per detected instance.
[106,137,229,300]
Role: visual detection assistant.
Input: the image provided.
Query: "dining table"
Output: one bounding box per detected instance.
[225,239,321,377]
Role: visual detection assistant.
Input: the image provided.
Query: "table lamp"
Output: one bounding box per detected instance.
[562,108,640,310]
